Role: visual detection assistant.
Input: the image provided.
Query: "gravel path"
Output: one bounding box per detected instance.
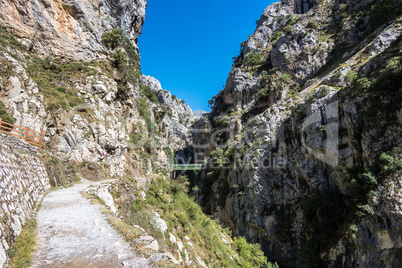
[31,179,150,268]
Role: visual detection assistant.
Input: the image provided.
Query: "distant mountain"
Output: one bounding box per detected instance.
[193,110,208,120]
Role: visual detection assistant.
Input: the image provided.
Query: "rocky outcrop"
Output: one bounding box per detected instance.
[0,0,194,178]
[191,0,402,267]
[0,0,147,61]
[292,0,317,14]
[0,142,50,267]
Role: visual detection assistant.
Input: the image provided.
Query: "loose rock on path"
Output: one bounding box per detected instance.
[31,179,150,268]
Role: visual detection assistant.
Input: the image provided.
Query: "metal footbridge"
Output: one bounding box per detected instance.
[170,164,203,171]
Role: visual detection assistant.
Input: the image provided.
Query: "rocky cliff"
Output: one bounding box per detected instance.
[0,0,146,60]
[0,1,276,267]
[0,0,194,178]
[191,0,402,267]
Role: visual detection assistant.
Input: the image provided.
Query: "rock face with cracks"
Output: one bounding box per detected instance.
[191,0,402,267]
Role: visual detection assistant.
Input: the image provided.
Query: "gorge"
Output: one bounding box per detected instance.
[0,0,401,267]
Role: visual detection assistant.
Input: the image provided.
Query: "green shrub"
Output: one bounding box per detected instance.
[307,20,318,29]
[234,236,268,267]
[256,87,270,101]
[278,73,292,82]
[380,56,402,76]
[345,71,358,83]
[271,31,283,42]
[360,172,377,185]
[26,57,97,110]
[244,50,264,67]
[112,49,128,67]
[379,147,402,173]
[356,77,371,90]
[101,28,125,49]
[284,25,293,34]
[288,83,301,98]
[357,204,375,216]
[319,86,330,96]
[140,85,158,103]
[216,116,230,127]
[131,199,144,213]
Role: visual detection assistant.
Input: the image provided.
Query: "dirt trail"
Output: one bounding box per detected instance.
[31,179,150,268]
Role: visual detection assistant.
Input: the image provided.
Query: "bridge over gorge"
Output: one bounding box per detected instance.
[170,164,204,171]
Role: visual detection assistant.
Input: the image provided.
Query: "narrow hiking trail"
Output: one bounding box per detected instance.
[31,179,150,268]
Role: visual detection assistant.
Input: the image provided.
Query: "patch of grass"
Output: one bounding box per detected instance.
[0,25,25,50]
[26,57,97,111]
[8,219,37,268]
[108,217,144,241]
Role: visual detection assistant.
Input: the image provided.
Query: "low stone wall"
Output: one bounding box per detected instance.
[0,133,40,155]
[0,141,50,267]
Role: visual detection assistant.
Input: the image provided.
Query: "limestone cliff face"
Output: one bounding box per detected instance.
[292,0,317,14]
[191,0,402,267]
[0,0,147,60]
[0,0,194,177]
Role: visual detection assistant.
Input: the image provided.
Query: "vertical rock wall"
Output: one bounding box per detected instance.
[293,0,317,14]
[0,141,50,267]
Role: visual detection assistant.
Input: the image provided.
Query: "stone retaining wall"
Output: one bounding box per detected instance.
[0,133,40,155]
[0,141,50,267]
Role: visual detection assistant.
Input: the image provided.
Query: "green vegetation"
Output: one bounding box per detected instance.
[379,147,402,175]
[344,71,358,83]
[140,85,158,103]
[124,174,274,267]
[0,25,25,50]
[215,116,230,128]
[244,50,264,68]
[370,0,402,29]
[8,219,37,268]
[271,31,283,42]
[256,87,270,101]
[272,73,292,93]
[283,25,293,34]
[0,101,15,130]
[101,28,125,49]
[356,77,371,90]
[101,28,141,101]
[235,236,274,267]
[27,58,97,111]
[307,20,318,29]
[288,83,301,98]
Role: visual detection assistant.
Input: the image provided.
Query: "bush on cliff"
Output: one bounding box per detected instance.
[101,28,125,49]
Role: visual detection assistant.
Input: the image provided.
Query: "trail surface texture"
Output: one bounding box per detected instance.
[32,179,150,268]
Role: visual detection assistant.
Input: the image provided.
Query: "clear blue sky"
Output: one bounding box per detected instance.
[139,0,275,112]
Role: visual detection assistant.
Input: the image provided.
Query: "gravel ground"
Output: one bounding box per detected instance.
[31,179,151,268]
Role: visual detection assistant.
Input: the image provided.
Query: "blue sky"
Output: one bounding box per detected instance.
[139,0,275,111]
